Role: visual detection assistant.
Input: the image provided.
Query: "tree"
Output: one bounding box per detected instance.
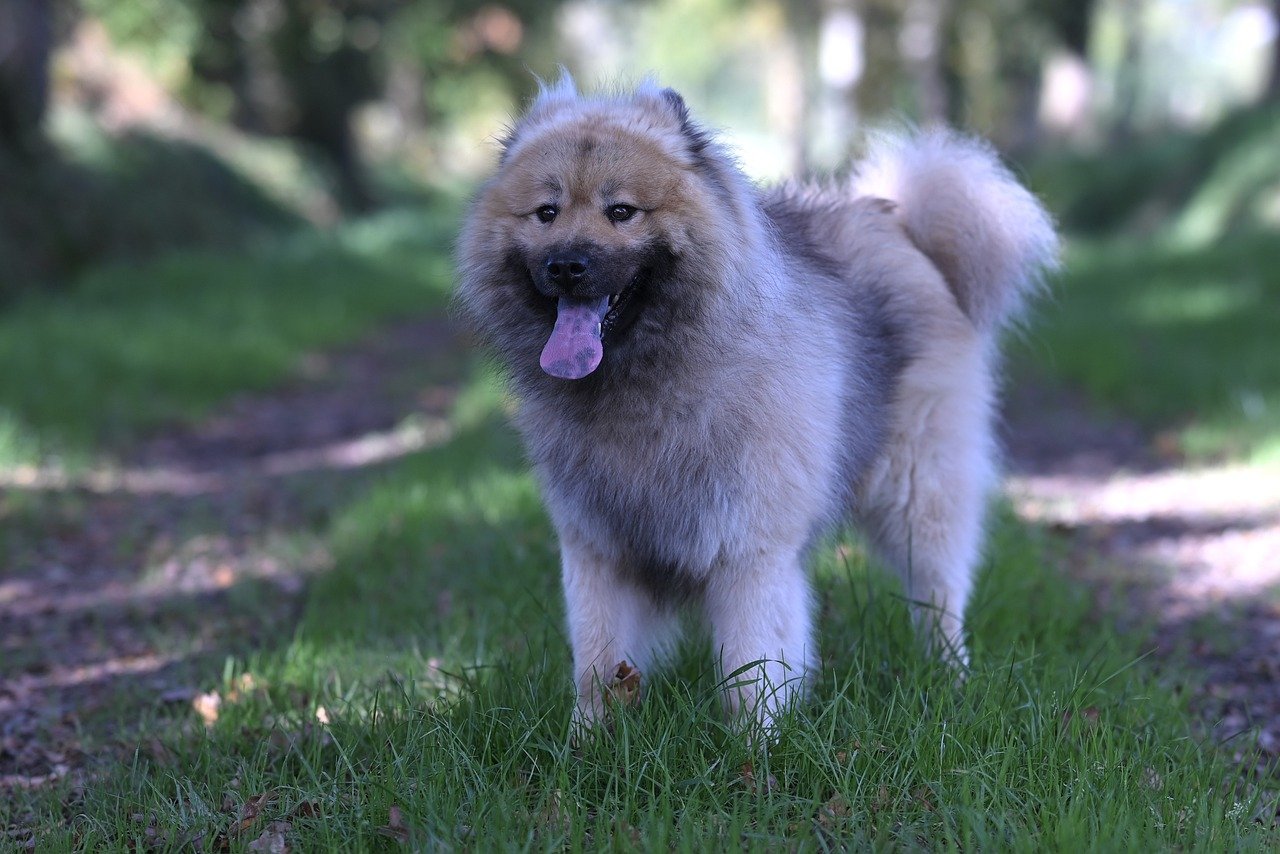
[1268,0,1280,102]
[0,0,53,154]
[190,0,398,212]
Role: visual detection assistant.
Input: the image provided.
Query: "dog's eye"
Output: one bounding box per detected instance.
[535,205,558,224]
[606,204,638,223]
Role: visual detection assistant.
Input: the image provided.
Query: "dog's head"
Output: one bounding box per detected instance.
[457,75,751,383]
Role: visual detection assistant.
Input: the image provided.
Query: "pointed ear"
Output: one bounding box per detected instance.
[659,87,711,162]
[501,68,578,163]
[660,88,690,123]
[531,66,578,112]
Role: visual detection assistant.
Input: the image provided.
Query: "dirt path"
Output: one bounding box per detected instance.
[1003,377,1280,782]
[0,317,461,791]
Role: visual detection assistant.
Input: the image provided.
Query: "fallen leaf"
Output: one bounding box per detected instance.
[871,785,891,813]
[537,790,572,835]
[912,785,936,812]
[612,817,641,846]
[739,761,777,794]
[230,790,278,837]
[289,801,321,819]
[192,692,222,727]
[1061,706,1102,734]
[375,804,410,844]
[817,793,851,828]
[1143,767,1164,791]
[603,661,641,709]
[246,821,291,853]
[226,673,264,703]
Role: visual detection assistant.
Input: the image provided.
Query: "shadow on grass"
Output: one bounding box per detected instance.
[1022,230,1280,462]
[0,213,456,465]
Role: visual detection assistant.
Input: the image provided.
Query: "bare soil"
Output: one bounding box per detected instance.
[1003,375,1280,789]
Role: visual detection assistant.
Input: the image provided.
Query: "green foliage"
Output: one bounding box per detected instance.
[0,206,455,466]
[0,112,320,298]
[81,0,203,84]
[1023,232,1280,462]
[1033,105,1280,240]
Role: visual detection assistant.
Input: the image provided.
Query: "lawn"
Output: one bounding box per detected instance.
[1020,232,1280,464]
[5,173,1279,846]
[8,360,1271,849]
[0,206,457,468]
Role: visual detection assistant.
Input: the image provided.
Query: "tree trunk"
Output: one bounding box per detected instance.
[0,0,53,153]
[1268,0,1280,102]
[902,0,950,125]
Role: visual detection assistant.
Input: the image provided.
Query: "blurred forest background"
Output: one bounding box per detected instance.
[2,0,1279,294]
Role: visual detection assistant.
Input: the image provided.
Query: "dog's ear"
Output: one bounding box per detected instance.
[533,68,579,111]
[500,68,578,162]
[659,87,711,163]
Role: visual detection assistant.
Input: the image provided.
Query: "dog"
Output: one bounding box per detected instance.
[455,75,1058,732]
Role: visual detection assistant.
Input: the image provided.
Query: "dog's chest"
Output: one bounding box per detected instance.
[526,404,744,572]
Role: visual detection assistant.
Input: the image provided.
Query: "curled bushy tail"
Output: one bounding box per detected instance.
[852,128,1059,332]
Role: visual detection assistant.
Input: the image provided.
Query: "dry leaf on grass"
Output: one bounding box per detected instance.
[537,789,572,835]
[912,786,936,812]
[817,793,851,829]
[739,761,778,794]
[228,790,279,837]
[1060,705,1102,736]
[375,804,410,844]
[604,661,642,709]
[246,821,291,853]
[192,692,222,727]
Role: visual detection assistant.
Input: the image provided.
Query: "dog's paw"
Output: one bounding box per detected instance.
[570,660,643,743]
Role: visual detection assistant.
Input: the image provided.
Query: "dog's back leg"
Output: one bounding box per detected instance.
[856,329,997,665]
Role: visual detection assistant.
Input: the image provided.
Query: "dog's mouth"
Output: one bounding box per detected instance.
[539,272,645,380]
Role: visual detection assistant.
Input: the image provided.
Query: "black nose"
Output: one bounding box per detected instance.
[545,253,588,289]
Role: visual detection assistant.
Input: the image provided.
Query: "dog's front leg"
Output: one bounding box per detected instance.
[704,548,814,733]
[560,535,677,732]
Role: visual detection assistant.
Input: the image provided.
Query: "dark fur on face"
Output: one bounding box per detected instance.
[456,85,738,400]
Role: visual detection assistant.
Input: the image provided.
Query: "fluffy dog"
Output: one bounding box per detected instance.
[456,75,1057,730]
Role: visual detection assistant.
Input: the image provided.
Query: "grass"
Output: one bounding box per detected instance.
[0,206,457,468]
[1024,103,1280,463]
[10,362,1272,850]
[1021,231,1280,463]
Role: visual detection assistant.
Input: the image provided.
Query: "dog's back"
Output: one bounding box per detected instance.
[776,131,1059,663]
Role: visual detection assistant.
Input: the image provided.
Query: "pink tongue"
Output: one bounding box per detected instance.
[540,296,611,379]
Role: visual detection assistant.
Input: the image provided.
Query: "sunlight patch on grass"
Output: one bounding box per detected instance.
[1026,233,1280,461]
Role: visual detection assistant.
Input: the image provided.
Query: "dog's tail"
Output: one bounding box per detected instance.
[852,128,1059,332]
